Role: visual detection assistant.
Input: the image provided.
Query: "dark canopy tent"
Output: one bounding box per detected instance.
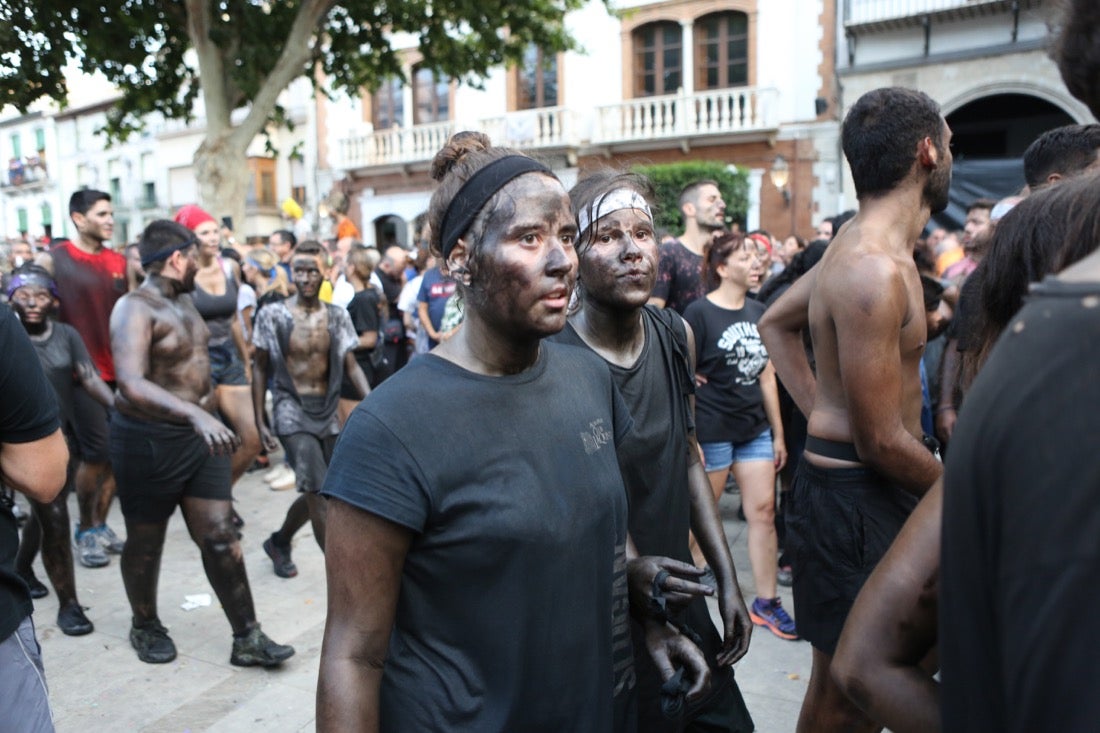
[929,158,1026,232]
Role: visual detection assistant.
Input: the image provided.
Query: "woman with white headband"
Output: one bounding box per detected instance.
[554,170,754,732]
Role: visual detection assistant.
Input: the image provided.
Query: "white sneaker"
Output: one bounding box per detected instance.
[269,466,297,491]
[263,463,288,483]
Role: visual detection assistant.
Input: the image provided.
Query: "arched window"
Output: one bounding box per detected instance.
[413,66,450,124]
[373,77,404,130]
[517,45,559,109]
[633,21,682,97]
[695,11,749,90]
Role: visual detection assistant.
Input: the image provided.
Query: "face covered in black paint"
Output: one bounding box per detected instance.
[577,205,658,311]
[461,173,578,340]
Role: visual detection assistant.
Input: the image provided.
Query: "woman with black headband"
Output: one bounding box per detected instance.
[318,132,708,732]
[551,170,755,732]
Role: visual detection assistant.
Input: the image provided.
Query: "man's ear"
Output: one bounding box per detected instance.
[681,202,696,219]
[917,136,940,168]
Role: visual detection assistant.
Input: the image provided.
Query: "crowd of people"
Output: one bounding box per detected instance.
[3,2,1100,729]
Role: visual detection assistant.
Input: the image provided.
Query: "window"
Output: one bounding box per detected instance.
[413,67,451,124]
[10,134,22,160]
[34,127,45,152]
[16,208,28,234]
[695,12,748,90]
[140,152,156,207]
[109,177,122,206]
[633,22,682,97]
[517,46,558,109]
[247,157,277,208]
[142,182,157,208]
[291,185,307,205]
[372,77,404,130]
[40,203,51,227]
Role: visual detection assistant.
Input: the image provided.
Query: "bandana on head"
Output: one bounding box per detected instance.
[578,188,653,237]
[747,233,772,256]
[173,204,217,232]
[141,236,198,268]
[6,270,59,300]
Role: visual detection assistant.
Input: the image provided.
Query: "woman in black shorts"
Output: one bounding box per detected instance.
[174,205,261,493]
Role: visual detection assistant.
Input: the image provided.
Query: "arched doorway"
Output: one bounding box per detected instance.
[373,214,408,250]
[932,94,1076,229]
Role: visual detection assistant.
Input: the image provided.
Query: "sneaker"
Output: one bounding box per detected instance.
[74,528,109,568]
[95,524,126,554]
[777,565,793,588]
[130,619,177,663]
[262,463,289,483]
[263,534,298,578]
[230,626,295,667]
[269,467,296,492]
[18,569,49,599]
[58,601,94,636]
[750,597,798,640]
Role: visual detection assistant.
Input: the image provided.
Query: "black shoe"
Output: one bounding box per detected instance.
[130,619,177,664]
[58,602,94,636]
[230,626,295,668]
[19,570,48,599]
[263,534,298,578]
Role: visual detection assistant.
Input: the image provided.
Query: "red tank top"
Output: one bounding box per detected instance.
[50,240,127,382]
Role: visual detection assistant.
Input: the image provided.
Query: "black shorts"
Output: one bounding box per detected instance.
[786,460,918,655]
[278,432,337,494]
[109,411,231,523]
[71,385,110,463]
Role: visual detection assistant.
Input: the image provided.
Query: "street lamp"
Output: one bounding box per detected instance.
[770,155,791,205]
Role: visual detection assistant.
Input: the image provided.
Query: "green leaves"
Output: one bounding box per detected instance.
[632,161,750,234]
[2,0,582,142]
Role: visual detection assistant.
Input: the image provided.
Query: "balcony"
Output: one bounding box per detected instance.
[336,108,580,171]
[4,155,50,190]
[335,88,778,171]
[591,87,779,147]
[846,0,1045,31]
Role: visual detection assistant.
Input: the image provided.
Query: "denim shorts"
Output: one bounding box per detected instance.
[208,341,248,387]
[701,428,774,472]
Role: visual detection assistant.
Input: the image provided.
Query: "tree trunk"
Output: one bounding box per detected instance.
[193,131,251,243]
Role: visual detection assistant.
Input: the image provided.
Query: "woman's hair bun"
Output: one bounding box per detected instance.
[430,131,492,182]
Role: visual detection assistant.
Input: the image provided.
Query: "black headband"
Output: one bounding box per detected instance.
[141,236,197,268]
[439,156,551,259]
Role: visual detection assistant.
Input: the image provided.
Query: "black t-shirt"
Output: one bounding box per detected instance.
[652,240,705,315]
[683,297,770,444]
[29,322,93,429]
[346,287,386,384]
[0,304,62,640]
[553,308,739,730]
[941,277,1100,733]
[322,342,636,732]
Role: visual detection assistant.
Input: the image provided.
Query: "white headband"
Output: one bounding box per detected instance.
[578,188,653,236]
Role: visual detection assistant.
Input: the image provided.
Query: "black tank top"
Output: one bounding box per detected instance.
[191,262,238,346]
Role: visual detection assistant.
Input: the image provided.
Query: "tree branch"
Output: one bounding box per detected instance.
[184,0,232,134]
[229,0,335,149]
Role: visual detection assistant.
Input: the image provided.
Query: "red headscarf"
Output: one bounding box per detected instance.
[174,204,217,232]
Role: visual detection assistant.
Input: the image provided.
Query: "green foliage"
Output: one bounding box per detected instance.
[0,0,586,140]
[632,161,749,235]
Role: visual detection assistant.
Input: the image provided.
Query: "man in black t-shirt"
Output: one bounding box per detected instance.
[649,180,726,314]
[0,303,69,731]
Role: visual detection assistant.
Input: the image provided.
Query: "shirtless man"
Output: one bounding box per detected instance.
[252,241,368,578]
[758,87,949,732]
[110,220,294,667]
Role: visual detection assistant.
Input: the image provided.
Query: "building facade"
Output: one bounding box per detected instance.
[835,0,1091,224]
[331,0,841,248]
